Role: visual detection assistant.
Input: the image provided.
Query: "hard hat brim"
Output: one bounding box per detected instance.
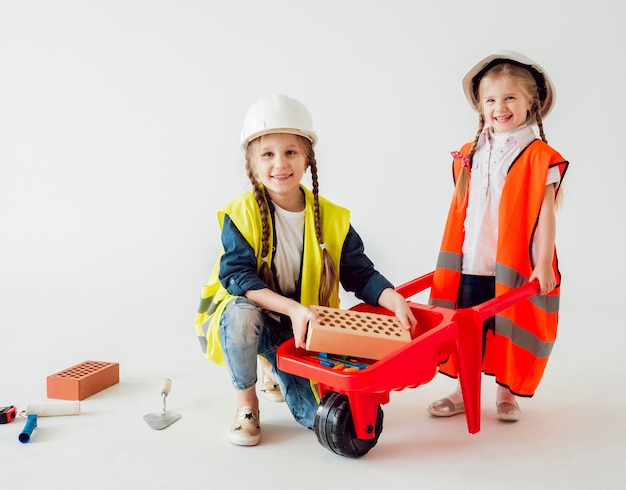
[240,128,317,150]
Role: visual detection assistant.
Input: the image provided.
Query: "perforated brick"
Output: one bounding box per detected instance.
[47,361,119,400]
[305,306,411,360]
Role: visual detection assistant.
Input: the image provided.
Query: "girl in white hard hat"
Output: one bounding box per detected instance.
[195,94,416,446]
[428,51,569,422]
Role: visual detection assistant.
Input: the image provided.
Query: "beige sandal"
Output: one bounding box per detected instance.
[496,401,521,422]
[427,397,465,417]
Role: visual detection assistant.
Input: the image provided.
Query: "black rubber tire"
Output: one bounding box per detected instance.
[313,391,383,458]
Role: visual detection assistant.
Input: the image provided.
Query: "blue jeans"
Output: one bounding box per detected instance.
[220,296,318,429]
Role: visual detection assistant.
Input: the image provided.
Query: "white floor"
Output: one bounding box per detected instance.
[3,315,625,490]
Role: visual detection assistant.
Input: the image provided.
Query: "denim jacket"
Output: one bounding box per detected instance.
[219,214,393,307]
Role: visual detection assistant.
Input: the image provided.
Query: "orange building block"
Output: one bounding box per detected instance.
[305,306,411,360]
[47,361,119,400]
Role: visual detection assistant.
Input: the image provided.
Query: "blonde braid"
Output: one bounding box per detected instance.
[305,140,338,306]
[534,107,548,143]
[245,140,277,292]
[455,114,485,203]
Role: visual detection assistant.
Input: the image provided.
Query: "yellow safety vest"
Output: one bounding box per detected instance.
[194,184,351,365]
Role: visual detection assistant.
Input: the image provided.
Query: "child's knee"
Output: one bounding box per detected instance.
[222,297,263,344]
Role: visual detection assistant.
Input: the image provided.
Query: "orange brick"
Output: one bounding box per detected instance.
[47,361,119,400]
[305,306,411,360]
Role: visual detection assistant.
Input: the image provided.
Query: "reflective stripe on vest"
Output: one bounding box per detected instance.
[495,316,554,359]
[497,263,559,313]
[429,251,463,309]
[436,251,462,272]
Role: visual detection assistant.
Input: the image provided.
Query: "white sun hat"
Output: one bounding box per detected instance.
[462,49,556,120]
[240,94,317,150]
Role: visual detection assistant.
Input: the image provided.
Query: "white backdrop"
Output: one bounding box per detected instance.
[1,0,625,402]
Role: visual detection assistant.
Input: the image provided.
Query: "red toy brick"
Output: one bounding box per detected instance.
[47,361,119,400]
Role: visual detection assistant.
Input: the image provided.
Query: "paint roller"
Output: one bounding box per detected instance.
[25,401,81,417]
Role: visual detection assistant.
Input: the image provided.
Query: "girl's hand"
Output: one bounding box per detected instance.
[287,303,322,349]
[245,289,321,349]
[378,288,418,335]
[529,263,556,295]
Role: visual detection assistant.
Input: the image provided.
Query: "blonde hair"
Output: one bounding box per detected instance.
[245,135,338,306]
[455,63,548,203]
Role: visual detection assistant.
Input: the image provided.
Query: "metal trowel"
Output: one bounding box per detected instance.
[143,379,182,430]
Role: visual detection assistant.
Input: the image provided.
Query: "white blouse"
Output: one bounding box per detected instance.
[461,125,560,276]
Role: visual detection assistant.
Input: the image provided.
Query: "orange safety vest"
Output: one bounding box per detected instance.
[429,139,569,396]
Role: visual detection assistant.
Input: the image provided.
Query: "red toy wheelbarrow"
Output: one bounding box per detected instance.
[277,271,540,458]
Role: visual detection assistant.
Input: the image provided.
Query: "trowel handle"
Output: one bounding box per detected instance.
[160,379,172,397]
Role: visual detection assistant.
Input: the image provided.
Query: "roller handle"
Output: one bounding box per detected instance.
[19,414,38,443]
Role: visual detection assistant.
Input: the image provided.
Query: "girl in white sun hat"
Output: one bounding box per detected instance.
[427,51,569,422]
[194,94,416,446]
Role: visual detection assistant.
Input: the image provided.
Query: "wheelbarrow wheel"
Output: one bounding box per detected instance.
[314,391,383,458]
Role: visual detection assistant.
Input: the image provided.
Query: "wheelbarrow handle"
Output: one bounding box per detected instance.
[395,271,434,299]
[473,280,541,322]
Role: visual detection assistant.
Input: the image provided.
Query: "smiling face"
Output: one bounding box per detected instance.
[479,75,533,133]
[250,133,308,211]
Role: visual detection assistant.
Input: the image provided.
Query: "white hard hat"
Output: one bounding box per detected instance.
[240,94,318,150]
[462,49,555,120]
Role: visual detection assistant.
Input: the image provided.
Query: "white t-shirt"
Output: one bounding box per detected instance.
[272,203,305,296]
[461,125,560,276]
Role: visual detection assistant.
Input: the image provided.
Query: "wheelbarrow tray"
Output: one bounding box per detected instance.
[278,272,540,443]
